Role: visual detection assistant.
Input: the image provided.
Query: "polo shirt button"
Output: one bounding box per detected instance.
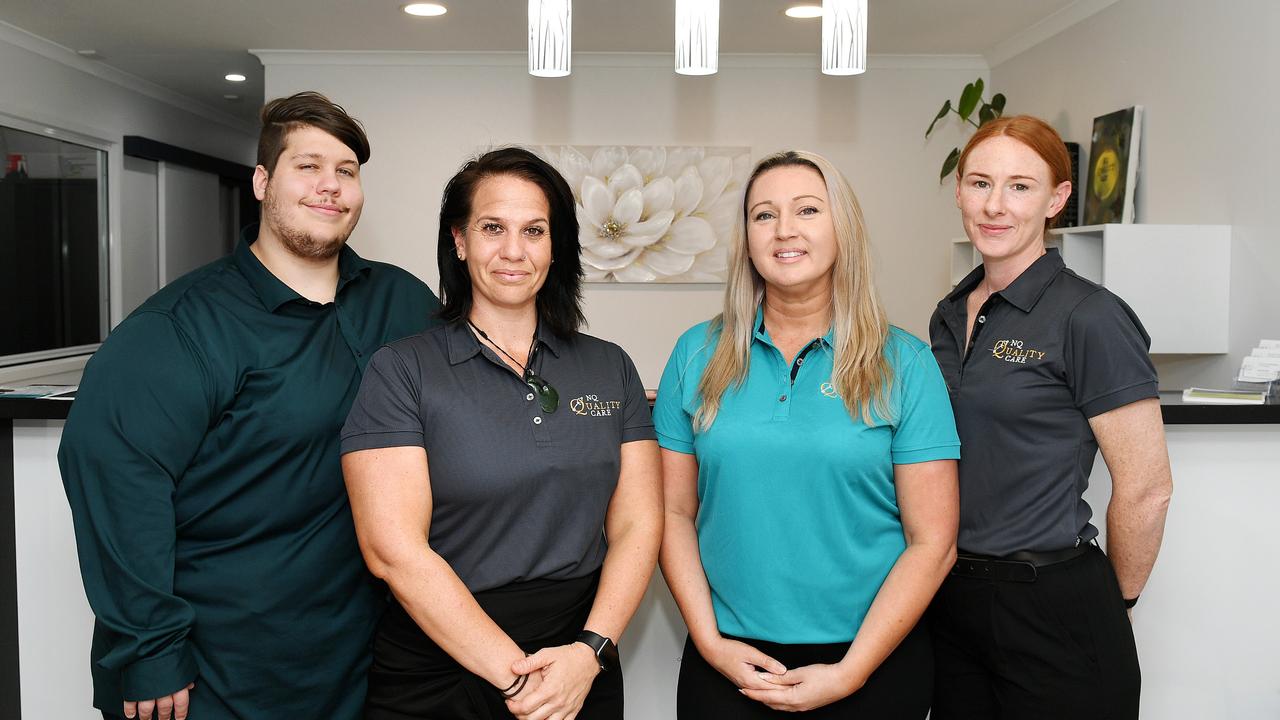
[526,392,535,401]
[779,394,787,402]
[977,315,986,323]
[533,416,542,425]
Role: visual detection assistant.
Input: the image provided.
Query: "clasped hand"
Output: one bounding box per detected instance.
[505,642,601,720]
[124,682,195,720]
[701,636,863,713]
[744,663,865,713]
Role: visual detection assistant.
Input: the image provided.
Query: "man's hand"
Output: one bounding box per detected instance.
[124,682,194,720]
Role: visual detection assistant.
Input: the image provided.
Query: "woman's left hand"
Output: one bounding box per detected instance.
[505,643,601,720]
[742,663,865,712]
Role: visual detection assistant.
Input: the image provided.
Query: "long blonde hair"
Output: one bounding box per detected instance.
[694,151,892,429]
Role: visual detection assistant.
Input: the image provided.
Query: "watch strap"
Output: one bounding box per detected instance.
[575,630,618,672]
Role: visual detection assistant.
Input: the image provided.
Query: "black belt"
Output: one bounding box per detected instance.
[951,542,1094,583]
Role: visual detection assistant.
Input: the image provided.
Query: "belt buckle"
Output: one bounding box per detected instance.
[999,559,1038,582]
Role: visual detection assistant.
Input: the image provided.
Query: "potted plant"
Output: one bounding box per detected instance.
[925,77,1006,181]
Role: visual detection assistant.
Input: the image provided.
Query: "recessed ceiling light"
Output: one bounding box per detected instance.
[225,73,247,82]
[224,94,241,101]
[785,5,823,19]
[403,3,447,16]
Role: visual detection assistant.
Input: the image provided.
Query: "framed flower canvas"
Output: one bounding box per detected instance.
[537,145,751,283]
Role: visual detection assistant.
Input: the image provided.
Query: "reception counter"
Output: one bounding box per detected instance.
[4,394,1279,719]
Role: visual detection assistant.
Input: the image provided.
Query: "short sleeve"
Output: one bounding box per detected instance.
[654,332,698,455]
[888,336,962,465]
[1064,290,1159,418]
[615,345,656,443]
[340,345,425,453]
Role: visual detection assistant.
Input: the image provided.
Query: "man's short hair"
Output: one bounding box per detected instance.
[257,91,371,174]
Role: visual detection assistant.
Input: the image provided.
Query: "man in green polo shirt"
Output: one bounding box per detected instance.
[58,92,440,720]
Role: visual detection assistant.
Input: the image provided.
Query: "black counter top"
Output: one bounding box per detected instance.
[0,397,72,420]
[4,392,1279,424]
[1156,391,1280,425]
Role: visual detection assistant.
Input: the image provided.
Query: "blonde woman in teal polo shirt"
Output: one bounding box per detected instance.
[655,151,960,718]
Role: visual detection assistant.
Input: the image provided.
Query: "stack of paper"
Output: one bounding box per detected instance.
[1238,340,1280,383]
[1182,387,1267,405]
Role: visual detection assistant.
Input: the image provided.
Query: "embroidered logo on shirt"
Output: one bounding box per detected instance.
[819,382,841,399]
[569,394,623,417]
[991,339,1046,364]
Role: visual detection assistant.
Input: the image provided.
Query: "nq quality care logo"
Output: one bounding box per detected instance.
[570,394,622,417]
[991,338,1046,364]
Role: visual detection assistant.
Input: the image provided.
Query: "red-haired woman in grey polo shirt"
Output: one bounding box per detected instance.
[928,115,1173,719]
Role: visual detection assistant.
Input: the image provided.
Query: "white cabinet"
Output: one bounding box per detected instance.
[949,224,1231,354]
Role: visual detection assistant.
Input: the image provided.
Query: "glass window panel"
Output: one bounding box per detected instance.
[0,125,108,365]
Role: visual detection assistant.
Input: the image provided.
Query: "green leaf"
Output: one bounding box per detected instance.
[940,148,961,182]
[978,103,996,126]
[957,80,982,120]
[991,93,1006,115]
[925,100,952,138]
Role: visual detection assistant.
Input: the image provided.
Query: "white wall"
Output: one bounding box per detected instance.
[989,0,1280,390]
[121,156,160,316]
[0,23,257,344]
[158,162,228,286]
[260,53,983,386]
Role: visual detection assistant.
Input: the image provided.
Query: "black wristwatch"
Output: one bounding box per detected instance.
[575,630,619,672]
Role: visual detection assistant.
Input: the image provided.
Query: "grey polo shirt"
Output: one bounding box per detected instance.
[929,249,1158,556]
[340,321,655,592]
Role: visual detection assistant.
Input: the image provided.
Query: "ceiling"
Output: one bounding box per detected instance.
[0,0,1083,125]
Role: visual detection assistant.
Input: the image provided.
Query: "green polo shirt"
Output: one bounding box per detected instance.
[655,311,960,643]
[58,231,439,718]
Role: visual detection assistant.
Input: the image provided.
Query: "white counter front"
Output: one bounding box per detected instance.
[5,418,1278,719]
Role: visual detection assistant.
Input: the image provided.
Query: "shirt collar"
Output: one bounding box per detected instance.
[234,223,372,313]
[752,304,835,348]
[445,318,564,366]
[937,248,1065,314]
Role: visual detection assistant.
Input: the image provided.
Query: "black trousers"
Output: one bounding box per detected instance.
[929,545,1140,720]
[676,623,932,719]
[365,571,622,720]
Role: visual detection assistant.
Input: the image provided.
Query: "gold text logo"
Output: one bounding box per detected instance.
[991,339,1046,364]
[570,394,623,417]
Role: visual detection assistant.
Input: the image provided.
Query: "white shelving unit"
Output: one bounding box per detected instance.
[949,224,1232,354]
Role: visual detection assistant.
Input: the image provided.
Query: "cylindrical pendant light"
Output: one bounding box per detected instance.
[675,0,719,76]
[529,0,571,77]
[822,0,867,75]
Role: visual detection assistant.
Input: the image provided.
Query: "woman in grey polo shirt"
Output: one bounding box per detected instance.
[339,147,662,720]
[928,115,1173,719]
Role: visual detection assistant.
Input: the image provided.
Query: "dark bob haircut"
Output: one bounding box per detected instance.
[437,147,586,338]
[257,91,371,174]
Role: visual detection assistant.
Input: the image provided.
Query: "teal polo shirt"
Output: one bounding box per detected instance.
[654,311,960,644]
[59,232,439,718]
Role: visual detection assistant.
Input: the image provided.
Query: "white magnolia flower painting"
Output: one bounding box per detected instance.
[537,145,751,283]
